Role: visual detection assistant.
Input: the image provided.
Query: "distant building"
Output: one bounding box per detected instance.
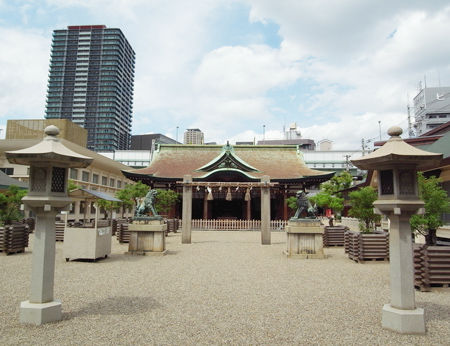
[45,25,135,152]
[6,119,88,147]
[257,139,316,150]
[236,141,254,145]
[317,139,333,151]
[413,86,450,136]
[98,150,152,168]
[284,123,302,140]
[257,122,316,150]
[131,134,179,150]
[302,150,364,176]
[184,128,204,144]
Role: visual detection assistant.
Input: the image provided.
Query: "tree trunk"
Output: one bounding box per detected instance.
[425,229,437,246]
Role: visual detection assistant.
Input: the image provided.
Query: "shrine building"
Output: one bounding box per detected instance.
[122,143,334,220]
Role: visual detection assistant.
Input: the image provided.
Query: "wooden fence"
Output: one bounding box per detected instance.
[188,219,288,231]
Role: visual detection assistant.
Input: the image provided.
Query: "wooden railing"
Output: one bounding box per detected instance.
[187,219,287,231]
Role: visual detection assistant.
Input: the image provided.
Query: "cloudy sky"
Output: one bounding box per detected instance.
[1,1,450,149]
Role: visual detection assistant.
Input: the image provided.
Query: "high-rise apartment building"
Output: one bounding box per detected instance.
[183,128,204,144]
[45,25,135,151]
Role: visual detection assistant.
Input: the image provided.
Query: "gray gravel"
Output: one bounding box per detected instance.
[1,231,449,345]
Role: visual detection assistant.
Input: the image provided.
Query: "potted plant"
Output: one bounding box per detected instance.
[410,173,450,291]
[310,172,352,246]
[346,186,387,262]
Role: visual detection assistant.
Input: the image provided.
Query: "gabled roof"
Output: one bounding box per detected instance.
[0,170,28,190]
[196,143,259,173]
[69,188,121,202]
[123,144,334,184]
[421,121,450,136]
[417,131,450,159]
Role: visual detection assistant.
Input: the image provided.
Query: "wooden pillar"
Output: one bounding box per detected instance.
[246,199,251,220]
[260,175,271,245]
[182,175,192,244]
[203,191,208,220]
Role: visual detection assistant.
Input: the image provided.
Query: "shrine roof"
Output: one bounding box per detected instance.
[123,144,334,183]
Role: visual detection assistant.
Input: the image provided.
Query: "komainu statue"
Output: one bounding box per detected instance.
[135,189,159,218]
[292,190,317,219]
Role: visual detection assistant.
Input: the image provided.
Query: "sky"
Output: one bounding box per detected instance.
[1,0,450,149]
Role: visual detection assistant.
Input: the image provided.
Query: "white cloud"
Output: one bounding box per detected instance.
[2,1,450,151]
[0,27,50,119]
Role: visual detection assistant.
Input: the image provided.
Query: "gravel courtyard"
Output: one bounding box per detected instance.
[1,231,449,345]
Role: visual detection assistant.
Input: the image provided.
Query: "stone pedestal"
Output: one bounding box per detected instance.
[126,219,167,255]
[382,304,425,334]
[284,219,325,259]
[20,210,63,325]
[20,300,62,325]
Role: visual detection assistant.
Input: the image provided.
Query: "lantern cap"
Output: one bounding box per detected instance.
[5,126,93,168]
[351,126,443,170]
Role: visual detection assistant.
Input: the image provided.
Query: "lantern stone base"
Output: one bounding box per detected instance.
[284,219,325,259]
[19,300,61,325]
[381,304,425,334]
[125,220,167,255]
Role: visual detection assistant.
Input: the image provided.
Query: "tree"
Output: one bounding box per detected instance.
[321,171,353,197]
[126,181,149,208]
[115,188,134,217]
[286,196,297,212]
[154,189,179,216]
[310,191,344,215]
[0,185,27,225]
[96,199,119,221]
[348,186,380,232]
[410,173,450,245]
[308,172,351,219]
[68,179,80,192]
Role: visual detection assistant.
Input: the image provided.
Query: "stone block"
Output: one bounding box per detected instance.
[381,304,425,334]
[20,300,62,325]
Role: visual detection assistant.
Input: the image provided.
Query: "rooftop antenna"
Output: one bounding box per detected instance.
[407,102,414,138]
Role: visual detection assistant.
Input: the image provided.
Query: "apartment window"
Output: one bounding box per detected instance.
[70,168,78,180]
[81,171,90,182]
[92,174,99,184]
[102,176,107,186]
[110,178,115,187]
[117,180,121,188]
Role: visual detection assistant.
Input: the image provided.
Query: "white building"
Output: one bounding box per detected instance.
[413,86,450,136]
[184,128,204,144]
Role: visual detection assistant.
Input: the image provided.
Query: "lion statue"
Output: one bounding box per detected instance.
[135,189,158,218]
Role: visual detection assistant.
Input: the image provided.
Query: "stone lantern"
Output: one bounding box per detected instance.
[352,126,442,334]
[5,126,92,325]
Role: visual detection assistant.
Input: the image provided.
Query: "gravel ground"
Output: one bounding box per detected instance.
[1,231,449,345]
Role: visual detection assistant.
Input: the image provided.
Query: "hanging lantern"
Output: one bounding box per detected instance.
[207,187,213,200]
[244,188,251,201]
[226,187,232,201]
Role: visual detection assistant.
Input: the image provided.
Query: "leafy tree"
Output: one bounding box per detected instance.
[321,171,353,197]
[115,188,134,217]
[286,196,297,212]
[68,179,80,192]
[0,185,27,225]
[310,191,344,215]
[154,189,179,215]
[348,186,380,232]
[410,173,450,245]
[125,181,149,208]
[96,199,119,221]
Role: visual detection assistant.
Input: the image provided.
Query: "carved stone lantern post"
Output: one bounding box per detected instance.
[6,126,92,325]
[352,126,442,334]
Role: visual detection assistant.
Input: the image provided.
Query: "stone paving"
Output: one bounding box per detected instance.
[1,231,449,345]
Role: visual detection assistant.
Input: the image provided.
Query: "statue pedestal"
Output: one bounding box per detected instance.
[284,219,325,259]
[126,219,167,256]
